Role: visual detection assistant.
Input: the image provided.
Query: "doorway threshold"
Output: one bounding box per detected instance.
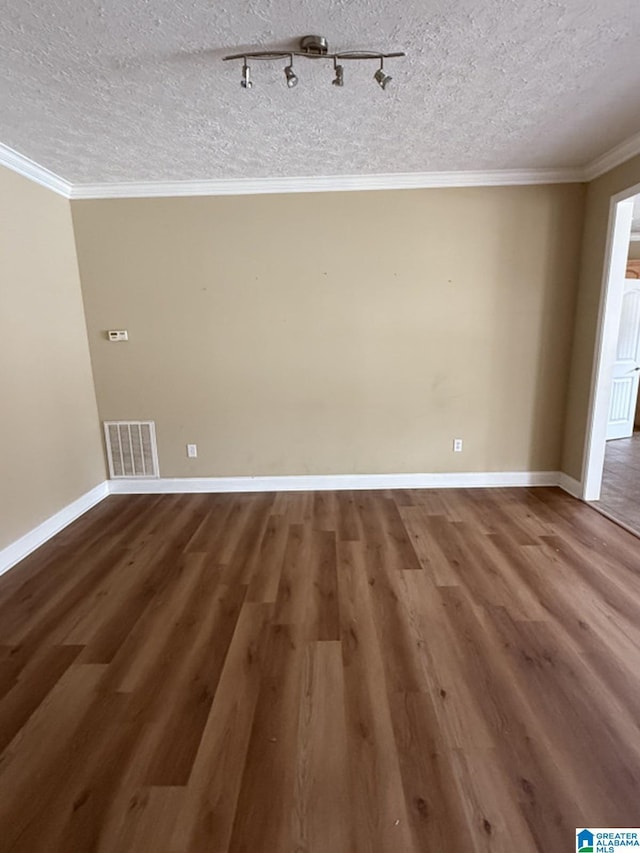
[588,432,640,539]
[587,500,640,540]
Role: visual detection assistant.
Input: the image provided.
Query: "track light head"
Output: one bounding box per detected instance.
[374,63,392,90]
[332,61,344,87]
[284,59,298,88]
[241,60,252,89]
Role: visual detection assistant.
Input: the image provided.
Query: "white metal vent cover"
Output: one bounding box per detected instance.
[104,421,159,479]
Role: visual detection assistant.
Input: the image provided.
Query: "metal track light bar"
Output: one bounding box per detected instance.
[223,35,405,90]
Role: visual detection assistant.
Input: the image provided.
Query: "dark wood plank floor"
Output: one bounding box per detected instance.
[593,431,640,535]
[0,487,639,852]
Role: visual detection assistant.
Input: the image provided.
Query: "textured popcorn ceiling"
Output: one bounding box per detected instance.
[1,0,640,184]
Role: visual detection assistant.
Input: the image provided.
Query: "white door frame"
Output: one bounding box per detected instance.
[582,183,639,501]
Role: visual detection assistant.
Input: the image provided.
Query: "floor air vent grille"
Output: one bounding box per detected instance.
[104,421,159,479]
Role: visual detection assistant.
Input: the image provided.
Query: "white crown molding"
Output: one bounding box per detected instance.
[0,142,72,198]
[0,482,108,577]
[68,168,585,200]
[583,129,640,182]
[1,127,640,200]
[107,470,561,494]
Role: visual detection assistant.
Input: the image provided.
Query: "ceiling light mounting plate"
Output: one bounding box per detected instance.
[300,35,328,55]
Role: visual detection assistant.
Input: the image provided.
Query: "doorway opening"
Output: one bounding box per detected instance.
[583,184,640,533]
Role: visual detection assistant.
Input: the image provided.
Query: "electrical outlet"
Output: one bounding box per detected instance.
[107,330,128,342]
[453,438,463,452]
[187,444,197,458]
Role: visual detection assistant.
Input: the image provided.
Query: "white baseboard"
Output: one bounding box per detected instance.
[0,469,580,579]
[558,472,583,499]
[108,470,561,494]
[0,482,109,577]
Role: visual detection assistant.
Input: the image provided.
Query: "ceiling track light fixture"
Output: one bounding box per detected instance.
[224,35,405,91]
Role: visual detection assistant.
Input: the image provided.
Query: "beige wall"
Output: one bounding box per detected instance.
[0,166,105,551]
[561,154,640,480]
[73,185,585,478]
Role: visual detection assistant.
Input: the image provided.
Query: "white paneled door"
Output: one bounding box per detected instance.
[606,279,640,441]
